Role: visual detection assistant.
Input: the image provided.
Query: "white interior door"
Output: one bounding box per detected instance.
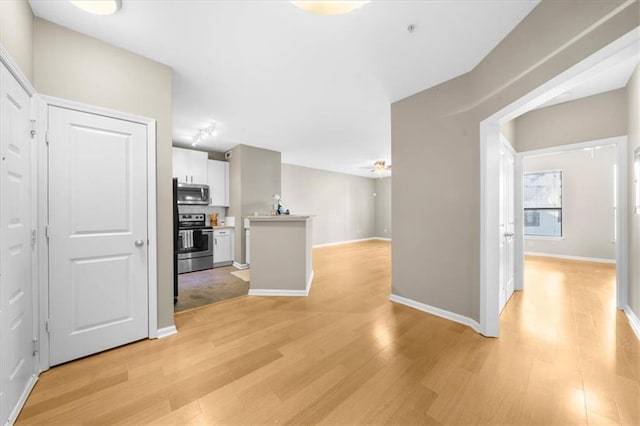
[48,106,148,366]
[0,62,35,425]
[499,143,515,313]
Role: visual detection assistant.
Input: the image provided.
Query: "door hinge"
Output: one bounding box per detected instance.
[32,338,39,356]
[30,120,36,138]
[45,225,50,240]
[31,229,37,248]
[45,319,50,333]
[45,130,50,145]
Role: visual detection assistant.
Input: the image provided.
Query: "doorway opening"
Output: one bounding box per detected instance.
[172,184,248,313]
[480,29,639,337]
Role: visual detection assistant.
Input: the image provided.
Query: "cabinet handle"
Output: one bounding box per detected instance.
[214,237,217,246]
[190,175,193,183]
[185,175,188,182]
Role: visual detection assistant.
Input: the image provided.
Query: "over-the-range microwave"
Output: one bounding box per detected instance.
[177,183,210,205]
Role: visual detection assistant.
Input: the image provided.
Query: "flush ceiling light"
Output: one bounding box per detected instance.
[68,0,122,15]
[291,1,370,15]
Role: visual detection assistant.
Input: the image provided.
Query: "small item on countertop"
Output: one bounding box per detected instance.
[209,213,218,226]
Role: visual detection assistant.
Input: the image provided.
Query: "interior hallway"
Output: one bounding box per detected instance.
[16,242,639,425]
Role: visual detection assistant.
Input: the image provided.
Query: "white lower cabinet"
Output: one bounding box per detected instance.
[213,229,233,267]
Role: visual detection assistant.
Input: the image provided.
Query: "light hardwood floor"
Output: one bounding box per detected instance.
[16,241,640,425]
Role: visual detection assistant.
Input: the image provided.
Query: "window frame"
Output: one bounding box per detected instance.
[523,169,563,238]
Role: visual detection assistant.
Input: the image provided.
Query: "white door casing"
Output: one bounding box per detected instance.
[0,61,35,425]
[498,140,515,313]
[479,29,638,337]
[48,106,149,366]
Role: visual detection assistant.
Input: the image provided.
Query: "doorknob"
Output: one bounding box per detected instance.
[135,240,145,247]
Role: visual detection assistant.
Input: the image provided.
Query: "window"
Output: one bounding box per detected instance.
[524,170,562,237]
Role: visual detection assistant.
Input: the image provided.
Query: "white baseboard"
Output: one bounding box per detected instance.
[233,262,249,270]
[249,288,309,297]
[525,251,616,264]
[247,271,313,297]
[313,237,391,248]
[156,325,178,339]
[389,294,480,333]
[625,306,640,341]
[307,270,315,293]
[7,374,38,425]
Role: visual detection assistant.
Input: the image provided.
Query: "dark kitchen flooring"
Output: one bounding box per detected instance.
[174,265,249,312]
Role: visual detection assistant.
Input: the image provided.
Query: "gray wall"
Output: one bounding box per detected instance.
[228,144,281,263]
[514,89,628,152]
[375,177,392,239]
[281,164,376,245]
[524,146,616,260]
[0,0,34,83]
[242,145,281,216]
[34,19,174,329]
[391,1,638,321]
[628,65,640,317]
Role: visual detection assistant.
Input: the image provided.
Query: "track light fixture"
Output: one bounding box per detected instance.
[192,123,216,147]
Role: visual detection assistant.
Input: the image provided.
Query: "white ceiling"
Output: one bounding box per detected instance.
[29,0,538,177]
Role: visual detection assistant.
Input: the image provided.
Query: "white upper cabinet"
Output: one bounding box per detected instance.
[208,159,229,206]
[172,147,208,184]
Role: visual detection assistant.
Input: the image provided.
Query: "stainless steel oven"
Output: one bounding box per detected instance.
[177,214,213,273]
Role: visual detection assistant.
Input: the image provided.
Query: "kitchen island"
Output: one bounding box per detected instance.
[245,215,313,296]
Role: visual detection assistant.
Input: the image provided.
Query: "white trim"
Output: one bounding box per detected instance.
[480,122,501,337]
[0,44,35,96]
[249,288,310,297]
[39,95,154,125]
[36,98,49,372]
[29,94,40,375]
[615,138,628,310]
[307,270,315,293]
[520,137,620,158]
[247,271,313,297]
[313,237,389,248]
[233,261,249,270]
[156,325,178,339]
[524,252,616,264]
[525,236,565,241]
[37,95,160,362]
[624,306,640,341]
[389,294,480,333]
[480,28,638,338]
[146,120,158,338]
[5,374,38,426]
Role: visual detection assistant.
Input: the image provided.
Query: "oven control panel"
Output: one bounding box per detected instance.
[178,213,206,228]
